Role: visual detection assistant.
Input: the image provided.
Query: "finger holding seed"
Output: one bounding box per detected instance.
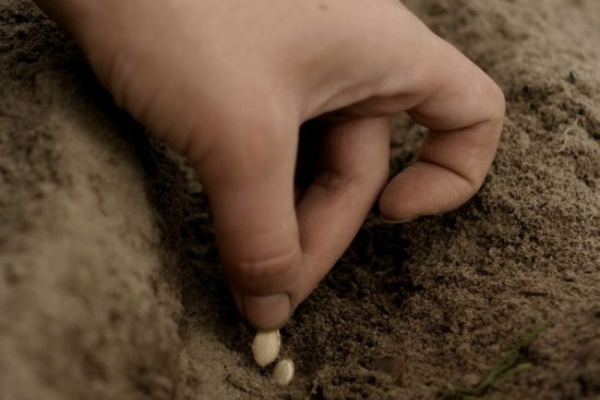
[252,330,281,367]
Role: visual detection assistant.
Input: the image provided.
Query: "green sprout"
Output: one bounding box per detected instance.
[449,321,549,399]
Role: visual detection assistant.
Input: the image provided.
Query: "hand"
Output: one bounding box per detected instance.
[34,0,505,330]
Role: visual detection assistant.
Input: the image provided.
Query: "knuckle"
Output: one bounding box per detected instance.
[228,244,300,285]
[313,160,389,195]
[312,170,355,192]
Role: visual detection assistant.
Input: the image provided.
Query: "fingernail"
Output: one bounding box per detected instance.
[380,216,418,224]
[242,293,292,330]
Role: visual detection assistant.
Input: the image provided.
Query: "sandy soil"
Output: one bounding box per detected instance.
[1,0,599,399]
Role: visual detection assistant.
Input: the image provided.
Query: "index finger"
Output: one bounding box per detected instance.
[196,106,302,330]
[379,27,505,221]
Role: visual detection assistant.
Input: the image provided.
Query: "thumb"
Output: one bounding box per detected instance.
[194,110,302,330]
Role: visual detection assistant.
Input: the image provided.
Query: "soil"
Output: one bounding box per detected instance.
[1,0,599,399]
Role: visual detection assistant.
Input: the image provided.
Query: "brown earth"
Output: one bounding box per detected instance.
[1,0,599,399]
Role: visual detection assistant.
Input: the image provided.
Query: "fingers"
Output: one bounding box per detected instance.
[294,3,504,222]
[378,29,505,221]
[195,110,302,330]
[200,114,389,329]
[294,117,390,302]
[380,118,503,221]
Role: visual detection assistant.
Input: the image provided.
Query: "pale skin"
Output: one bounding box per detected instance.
[34,0,505,330]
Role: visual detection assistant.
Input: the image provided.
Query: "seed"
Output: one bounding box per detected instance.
[272,358,295,386]
[252,330,280,367]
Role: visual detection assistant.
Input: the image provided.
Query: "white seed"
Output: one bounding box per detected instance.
[252,330,280,367]
[272,359,295,386]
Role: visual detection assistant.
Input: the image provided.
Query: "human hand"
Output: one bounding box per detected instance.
[34,0,505,330]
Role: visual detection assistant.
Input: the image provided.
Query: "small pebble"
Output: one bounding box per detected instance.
[459,373,481,388]
[562,270,577,282]
[252,330,280,367]
[372,355,405,386]
[272,358,295,386]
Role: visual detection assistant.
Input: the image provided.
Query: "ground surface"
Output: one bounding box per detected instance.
[1,0,599,399]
